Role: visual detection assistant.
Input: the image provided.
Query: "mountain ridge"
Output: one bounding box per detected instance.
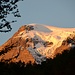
[0,24,75,64]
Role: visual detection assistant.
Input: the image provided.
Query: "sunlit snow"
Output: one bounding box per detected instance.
[15,23,75,64]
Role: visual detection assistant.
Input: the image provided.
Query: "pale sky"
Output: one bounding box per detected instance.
[0,0,75,45]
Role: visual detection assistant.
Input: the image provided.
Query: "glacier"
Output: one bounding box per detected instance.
[13,23,75,64]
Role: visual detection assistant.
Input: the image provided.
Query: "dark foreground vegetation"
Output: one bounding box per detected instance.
[0,47,75,75]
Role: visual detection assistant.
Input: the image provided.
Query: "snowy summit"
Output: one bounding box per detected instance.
[0,24,75,64]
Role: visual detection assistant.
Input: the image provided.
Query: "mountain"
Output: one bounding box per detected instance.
[0,24,75,64]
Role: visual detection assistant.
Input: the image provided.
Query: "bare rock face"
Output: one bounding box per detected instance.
[0,25,35,64]
[53,36,75,58]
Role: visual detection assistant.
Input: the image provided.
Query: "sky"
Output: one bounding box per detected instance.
[0,0,75,45]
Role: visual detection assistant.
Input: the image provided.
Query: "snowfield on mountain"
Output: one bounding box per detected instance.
[0,24,75,64]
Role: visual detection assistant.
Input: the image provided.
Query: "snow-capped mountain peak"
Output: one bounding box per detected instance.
[0,24,75,64]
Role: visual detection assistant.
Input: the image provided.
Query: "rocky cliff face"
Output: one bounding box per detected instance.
[0,24,75,64]
[0,25,35,64]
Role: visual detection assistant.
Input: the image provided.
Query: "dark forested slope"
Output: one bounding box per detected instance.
[0,47,75,75]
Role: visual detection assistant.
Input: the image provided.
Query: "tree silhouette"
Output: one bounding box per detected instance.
[0,0,23,32]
